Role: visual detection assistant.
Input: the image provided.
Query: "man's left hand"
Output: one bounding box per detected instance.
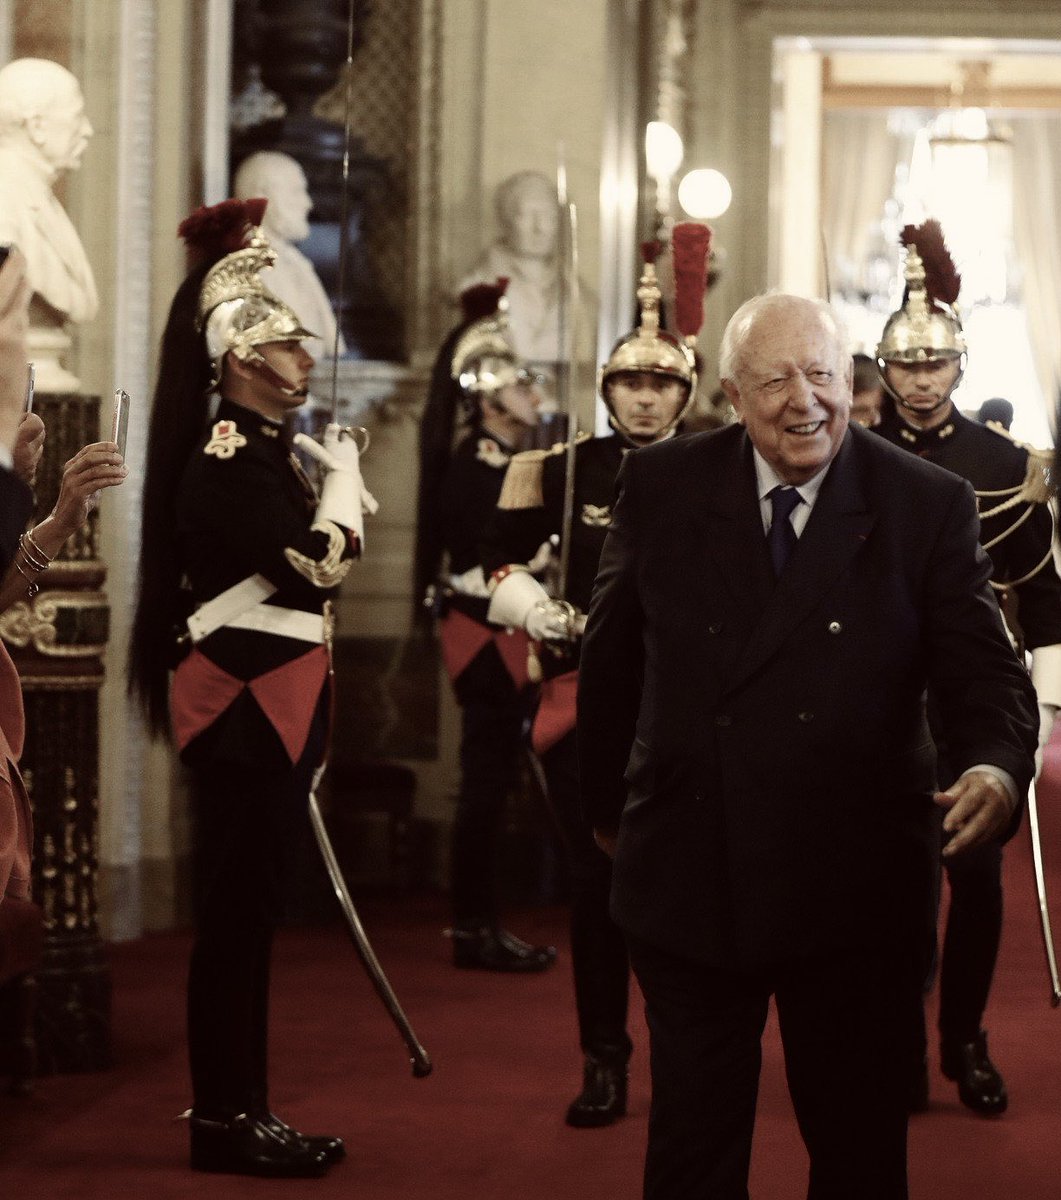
[935,770,1016,858]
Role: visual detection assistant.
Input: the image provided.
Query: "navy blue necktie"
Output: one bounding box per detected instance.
[767,485,802,576]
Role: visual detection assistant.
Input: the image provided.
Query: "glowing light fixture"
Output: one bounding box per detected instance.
[678,168,733,219]
[645,121,684,182]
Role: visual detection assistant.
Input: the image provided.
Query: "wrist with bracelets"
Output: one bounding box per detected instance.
[15,528,54,597]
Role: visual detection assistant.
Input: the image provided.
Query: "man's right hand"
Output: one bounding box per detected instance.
[526,598,579,644]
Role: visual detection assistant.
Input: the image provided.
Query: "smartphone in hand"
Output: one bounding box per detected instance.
[111,388,129,459]
[25,363,35,414]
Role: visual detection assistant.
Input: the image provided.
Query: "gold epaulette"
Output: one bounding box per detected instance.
[978,423,1054,506]
[1019,446,1054,505]
[497,433,592,511]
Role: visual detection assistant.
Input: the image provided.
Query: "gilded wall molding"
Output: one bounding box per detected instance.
[0,591,108,659]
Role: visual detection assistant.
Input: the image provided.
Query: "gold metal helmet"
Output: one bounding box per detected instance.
[449,280,529,396]
[198,227,317,385]
[877,220,966,367]
[599,223,713,438]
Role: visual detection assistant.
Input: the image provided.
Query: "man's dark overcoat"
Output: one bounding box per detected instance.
[578,422,1038,970]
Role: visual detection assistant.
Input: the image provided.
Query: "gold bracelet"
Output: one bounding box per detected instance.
[17,533,50,573]
[23,528,53,566]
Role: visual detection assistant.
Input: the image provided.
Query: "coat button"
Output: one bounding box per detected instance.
[828,620,842,634]
[708,622,723,635]
[715,714,732,727]
[798,710,815,723]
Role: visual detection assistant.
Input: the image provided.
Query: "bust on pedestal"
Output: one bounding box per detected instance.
[0,59,110,1074]
[0,59,97,395]
[233,150,345,362]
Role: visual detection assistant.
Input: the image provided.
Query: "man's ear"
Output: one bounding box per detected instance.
[220,353,257,394]
[24,112,47,148]
[721,379,744,423]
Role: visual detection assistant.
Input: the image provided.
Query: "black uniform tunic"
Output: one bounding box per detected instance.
[173,397,355,1119]
[877,402,1061,1052]
[877,405,1061,650]
[436,429,533,926]
[483,431,634,1062]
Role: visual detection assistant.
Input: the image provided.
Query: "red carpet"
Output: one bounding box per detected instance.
[3,755,1061,1198]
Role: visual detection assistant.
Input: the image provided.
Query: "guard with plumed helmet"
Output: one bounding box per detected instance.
[876,219,1061,1117]
[482,222,713,1127]
[413,279,557,973]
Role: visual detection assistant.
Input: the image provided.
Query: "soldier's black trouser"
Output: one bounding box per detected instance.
[933,839,1003,1045]
[186,741,319,1119]
[907,748,1004,1067]
[450,644,526,924]
[542,730,632,1062]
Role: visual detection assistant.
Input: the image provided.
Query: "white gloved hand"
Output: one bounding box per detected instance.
[294,425,378,543]
[526,599,579,644]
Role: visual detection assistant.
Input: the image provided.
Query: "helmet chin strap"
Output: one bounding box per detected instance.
[896,392,952,417]
[247,348,308,397]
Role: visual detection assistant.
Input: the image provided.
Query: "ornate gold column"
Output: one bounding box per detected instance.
[0,390,111,1073]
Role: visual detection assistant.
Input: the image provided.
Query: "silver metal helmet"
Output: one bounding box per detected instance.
[198,228,317,385]
[876,220,966,400]
[449,291,527,396]
[599,223,712,440]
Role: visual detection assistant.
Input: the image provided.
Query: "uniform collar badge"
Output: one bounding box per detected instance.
[476,437,510,468]
[204,419,248,459]
[581,503,612,527]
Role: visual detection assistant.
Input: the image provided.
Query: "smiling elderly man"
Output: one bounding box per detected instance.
[577,292,1038,1200]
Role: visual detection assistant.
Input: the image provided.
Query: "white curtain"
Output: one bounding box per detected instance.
[1011,117,1061,438]
[821,111,903,302]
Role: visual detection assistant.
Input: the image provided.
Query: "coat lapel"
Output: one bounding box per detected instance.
[691,430,775,617]
[725,430,876,694]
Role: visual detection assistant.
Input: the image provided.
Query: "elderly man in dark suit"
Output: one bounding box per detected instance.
[577,293,1038,1200]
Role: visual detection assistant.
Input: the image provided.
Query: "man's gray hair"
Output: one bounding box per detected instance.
[719,293,849,381]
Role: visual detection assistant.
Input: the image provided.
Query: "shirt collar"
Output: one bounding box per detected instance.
[752,447,831,507]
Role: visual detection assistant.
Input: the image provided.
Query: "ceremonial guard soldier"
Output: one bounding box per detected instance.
[129,201,373,1177]
[876,219,1061,1115]
[414,280,556,971]
[483,225,712,1125]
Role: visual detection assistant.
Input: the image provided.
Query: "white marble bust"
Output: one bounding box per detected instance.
[0,59,96,321]
[459,170,597,368]
[459,170,562,365]
[0,59,97,392]
[233,151,344,360]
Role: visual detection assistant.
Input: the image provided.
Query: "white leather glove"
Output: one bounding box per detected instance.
[487,568,580,643]
[294,424,378,544]
[526,598,580,644]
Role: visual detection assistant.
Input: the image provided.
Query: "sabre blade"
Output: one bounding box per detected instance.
[329,0,359,423]
[554,147,580,603]
[308,789,434,1074]
[1027,779,1061,1006]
